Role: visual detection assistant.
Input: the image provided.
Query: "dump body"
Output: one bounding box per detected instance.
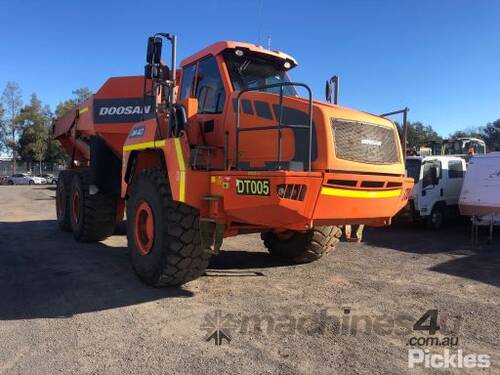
[54,76,151,163]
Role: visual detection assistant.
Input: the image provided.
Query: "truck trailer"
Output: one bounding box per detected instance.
[54,33,413,286]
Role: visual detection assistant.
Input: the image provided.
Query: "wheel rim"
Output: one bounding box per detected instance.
[134,200,155,256]
[72,190,80,224]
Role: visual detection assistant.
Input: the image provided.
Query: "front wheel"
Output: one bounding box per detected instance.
[29,180,34,185]
[126,169,210,287]
[426,206,444,230]
[261,226,342,264]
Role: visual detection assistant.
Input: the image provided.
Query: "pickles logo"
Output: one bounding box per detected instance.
[236,179,270,196]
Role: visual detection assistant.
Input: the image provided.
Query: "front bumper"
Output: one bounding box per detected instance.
[209,171,414,230]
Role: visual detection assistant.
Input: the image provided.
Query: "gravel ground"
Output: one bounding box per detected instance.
[0,185,498,374]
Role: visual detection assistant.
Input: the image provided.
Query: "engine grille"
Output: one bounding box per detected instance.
[332,119,400,164]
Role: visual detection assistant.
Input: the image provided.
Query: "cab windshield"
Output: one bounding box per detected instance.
[223,51,297,96]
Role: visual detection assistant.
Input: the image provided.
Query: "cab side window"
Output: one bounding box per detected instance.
[180,64,196,100]
[422,160,441,188]
[448,160,464,178]
[195,57,225,113]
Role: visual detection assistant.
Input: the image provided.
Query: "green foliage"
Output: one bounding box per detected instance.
[481,119,500,151]
[55,87,92,118]
[14,92,69,167]
[406,121,442,149]
[17,94,50,163]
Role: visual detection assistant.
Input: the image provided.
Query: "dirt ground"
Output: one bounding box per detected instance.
[0,185,498,374]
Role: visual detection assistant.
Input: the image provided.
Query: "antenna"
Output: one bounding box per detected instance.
[257,0,263,45]
[267,34,271,50]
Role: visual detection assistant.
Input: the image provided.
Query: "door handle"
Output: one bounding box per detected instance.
[440,188,443,196]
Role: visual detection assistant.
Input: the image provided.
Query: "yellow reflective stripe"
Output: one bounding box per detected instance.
[174,138,186,202]
[155,140,166,147]
[79,107,89,114]
[123,140,166,152]
[321,187,402,198]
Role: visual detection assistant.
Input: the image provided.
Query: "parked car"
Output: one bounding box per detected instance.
[397,155,467,229]
[38,174,57,184]
[6,173,45,185]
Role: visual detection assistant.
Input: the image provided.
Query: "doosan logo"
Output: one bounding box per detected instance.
[361,138,382,146]
[99,105,152,116]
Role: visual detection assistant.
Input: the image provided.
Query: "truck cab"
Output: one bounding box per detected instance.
[403,155,466,228]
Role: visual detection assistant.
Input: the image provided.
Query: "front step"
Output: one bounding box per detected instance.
[199,218,224,255]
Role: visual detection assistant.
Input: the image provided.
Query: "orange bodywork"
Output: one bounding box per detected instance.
[55,40,413,235]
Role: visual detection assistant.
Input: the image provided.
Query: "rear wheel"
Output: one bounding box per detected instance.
[69,170,118,242]
[126,169,210,286]
[262,226,342,263]
[56,170,72,231]
[29,180,34,185]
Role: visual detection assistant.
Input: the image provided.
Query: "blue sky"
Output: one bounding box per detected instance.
[1,0,499,136]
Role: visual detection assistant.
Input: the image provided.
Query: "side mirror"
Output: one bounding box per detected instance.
[146,37,162,64]
[325,80,331,102]
[153,37,162,64]
[146,37,155,64]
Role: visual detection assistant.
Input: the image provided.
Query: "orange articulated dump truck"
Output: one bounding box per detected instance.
[54,33,413,286]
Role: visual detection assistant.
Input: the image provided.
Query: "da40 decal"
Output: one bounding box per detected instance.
[236,179,270,196]
[129,126,145,138]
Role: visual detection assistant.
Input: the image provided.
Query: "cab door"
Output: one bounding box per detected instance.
[420,159,443,215]
[192,56,226,147]
[179,56,227,168]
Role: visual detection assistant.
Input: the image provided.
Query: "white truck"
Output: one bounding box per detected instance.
[399,155,467,229]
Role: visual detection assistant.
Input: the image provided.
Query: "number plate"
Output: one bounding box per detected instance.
[236,179,270,196]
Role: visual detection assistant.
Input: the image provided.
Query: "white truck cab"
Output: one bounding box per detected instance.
[401,155,467,229]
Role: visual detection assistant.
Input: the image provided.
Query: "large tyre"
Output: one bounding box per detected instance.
[69,170,118,242]
[56,170,73,232]
[126,169,210,287]
[261,226,342,264]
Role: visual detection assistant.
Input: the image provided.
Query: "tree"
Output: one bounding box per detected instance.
[406,121,442,149]
[0,101,4,153]
[448,128,483,140]
[17,94,51,174]
[1,81,23,173]
[481,119,500,151]
[55,87,92,117]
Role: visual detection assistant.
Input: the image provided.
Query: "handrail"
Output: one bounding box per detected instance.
[234,82,313,171]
